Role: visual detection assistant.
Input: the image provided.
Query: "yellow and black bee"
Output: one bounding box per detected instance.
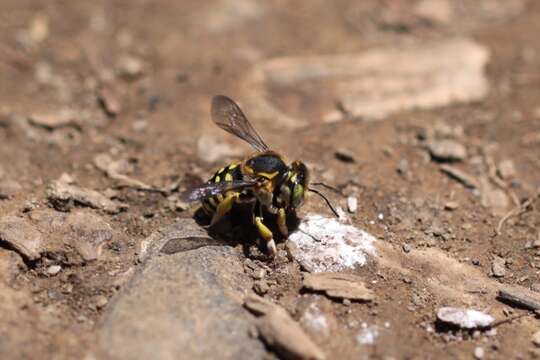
[183,95,337,257]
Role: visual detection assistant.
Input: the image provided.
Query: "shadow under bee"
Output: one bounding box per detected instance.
[194,203,300,258]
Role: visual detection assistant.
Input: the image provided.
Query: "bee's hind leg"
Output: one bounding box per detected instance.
[210,193,239,226]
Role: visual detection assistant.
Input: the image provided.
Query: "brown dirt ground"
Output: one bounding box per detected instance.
[1,0,540,359]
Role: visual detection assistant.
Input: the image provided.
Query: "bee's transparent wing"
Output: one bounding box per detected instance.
[211,95,269,152]
[181,179,257,202]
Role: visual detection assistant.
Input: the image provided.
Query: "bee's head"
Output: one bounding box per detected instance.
[277,161,309,209]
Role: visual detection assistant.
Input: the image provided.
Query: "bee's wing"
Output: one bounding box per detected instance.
[181,179,258,202]
[211,95,269,152]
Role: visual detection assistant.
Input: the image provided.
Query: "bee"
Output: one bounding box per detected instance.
[183,95,337,257]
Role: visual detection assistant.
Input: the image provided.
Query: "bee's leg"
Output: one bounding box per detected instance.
[277,208,288,237]
[254,217,276,257]
[210,193,238,226]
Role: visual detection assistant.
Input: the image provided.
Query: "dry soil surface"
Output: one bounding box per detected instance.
[1,0,540,359]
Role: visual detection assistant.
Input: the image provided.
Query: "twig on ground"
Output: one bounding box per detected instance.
[489,312,532,328]
[495,188,540,236]
[481,147,519,206]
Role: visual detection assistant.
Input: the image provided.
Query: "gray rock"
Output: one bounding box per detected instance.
[0,215,43,260]
[137,218,215,262]
[427,139,467,162]
[64,211,113,262]
[255,38,489,121]
[28,208,117,264]
[99,241,266,359]
[46,180,126,214]
[497,286,540,310]
[491,257,506,278]
[28,208,67,231]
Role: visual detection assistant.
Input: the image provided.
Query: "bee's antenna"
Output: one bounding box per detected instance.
[308,188,340,218]
[310,182,342,195]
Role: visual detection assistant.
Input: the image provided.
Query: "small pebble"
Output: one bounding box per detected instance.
[95,295,108,309]
[117,55,144,79]
[497,159,516,179]
[347,196,358,213]
[444,201,459,211]
[474,346,485,359]
[252,268,266,280]
[334,148,355,163]
[397,158,409,175]
[46,265,62,276]
[402,243,412,253]
[253,281,269,295]
[427,139,467,162]
[491,257,506,278]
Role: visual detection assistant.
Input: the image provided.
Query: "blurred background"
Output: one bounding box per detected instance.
[0,0,539,359]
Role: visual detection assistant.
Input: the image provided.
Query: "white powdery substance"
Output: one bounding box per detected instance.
[357,324,379,345]
[301,303,328,335]
[288,214,377,273]
[437,307,494,329]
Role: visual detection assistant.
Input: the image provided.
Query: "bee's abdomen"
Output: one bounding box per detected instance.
[202,163,243,214]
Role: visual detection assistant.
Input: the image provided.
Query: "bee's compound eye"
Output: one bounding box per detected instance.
[292,183,305,207]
